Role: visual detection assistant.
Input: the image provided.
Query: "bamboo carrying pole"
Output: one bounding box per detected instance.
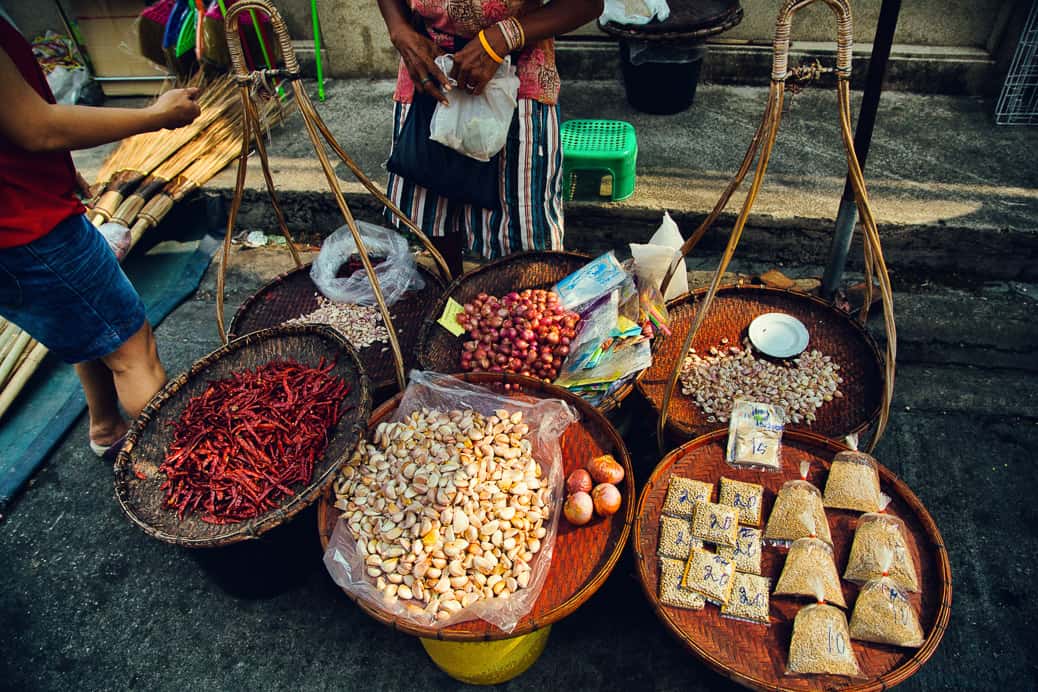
[655,0,896,454]
[217,0,454,392]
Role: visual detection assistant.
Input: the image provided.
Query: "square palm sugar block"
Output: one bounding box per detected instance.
[823,451,882,513]
[662,476,713,519]
[721,572,771,624]
[719,476,764,526]
[659,557,706,610]
[682,549,736,605]
[691,501,740,548]
[657,515,703,561]
[719,526,763,575]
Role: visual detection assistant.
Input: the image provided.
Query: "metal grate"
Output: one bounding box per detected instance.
[996,0,1038,125]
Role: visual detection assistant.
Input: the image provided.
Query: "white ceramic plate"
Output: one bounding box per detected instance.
[748,313,809,358]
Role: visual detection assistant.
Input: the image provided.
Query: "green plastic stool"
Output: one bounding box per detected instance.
[560,119,638,202]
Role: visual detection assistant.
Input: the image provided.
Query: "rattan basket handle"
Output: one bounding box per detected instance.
[224,0,298,77]
[773,0,853,80]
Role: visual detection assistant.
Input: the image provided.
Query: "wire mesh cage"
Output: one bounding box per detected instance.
[996,0,1038,125]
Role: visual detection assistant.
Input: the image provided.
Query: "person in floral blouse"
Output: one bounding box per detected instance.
[378,0,603,272]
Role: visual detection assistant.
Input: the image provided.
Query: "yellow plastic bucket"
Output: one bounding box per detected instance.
[420,625,552,685]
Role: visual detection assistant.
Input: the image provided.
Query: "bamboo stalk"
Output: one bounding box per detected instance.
[0,330,33,389]
[0,341,48,420]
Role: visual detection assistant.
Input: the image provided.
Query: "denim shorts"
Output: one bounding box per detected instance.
[0,214,146,364]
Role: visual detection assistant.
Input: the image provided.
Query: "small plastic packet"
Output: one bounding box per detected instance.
[823,450,883,513]
[719,526,763,575]
[659,557,706,610]
[849,546,926,648]
[657,515,703,561]
[764,462,833,547]
[773,531,846,608]
[719,476,764,526]
[690,501,740,548]
[787,579,862,677]
[844,494,919,592]
[681,548,736,605]
[726,400,785,471]
[721,572,771,625]
[662,476,713,519]
[554,251,628,311]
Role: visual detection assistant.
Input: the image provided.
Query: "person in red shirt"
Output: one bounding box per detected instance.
[0,17,200,458]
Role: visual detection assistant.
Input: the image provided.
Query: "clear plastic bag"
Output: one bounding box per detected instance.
[554,252,628,311]
[430,55,519,162]
[786,580,862,677]
[630,212,688,302]
[726,400,785,471]
[844,495,919,592]
[310,221,424,307]
[323,370,578,633]
[848,546,925,648]
[764,462,833,547]
[600,0,671,25]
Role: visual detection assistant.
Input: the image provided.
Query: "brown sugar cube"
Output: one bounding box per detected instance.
[681,548,736,605]
[662,476,713,519]
[719,477,765,526]
[690,501,740,548]
[719,526,763,575]
[657,515,703,561]
[721,572,771,624]
[659,557,706,610]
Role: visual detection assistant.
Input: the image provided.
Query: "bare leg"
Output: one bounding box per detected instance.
[101,321,167,419]
[75,360,126,446]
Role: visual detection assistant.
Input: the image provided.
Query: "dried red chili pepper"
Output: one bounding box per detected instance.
[159,359,352,525]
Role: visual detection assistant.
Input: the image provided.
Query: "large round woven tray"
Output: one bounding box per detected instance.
[634,429,951,691]
[636,285,884,442]
[317,371,635,641]
[415,251,634,414]
[229,262,445,396]
[114,324,372,548]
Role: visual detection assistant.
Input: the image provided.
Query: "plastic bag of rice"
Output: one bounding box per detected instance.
[657,515,703,561]
[764,462,832,547]
[719,476,764,526]
[823,450,882,513]
[848,546,925,648]
[719,526,762,575]
[721,572,770,625]
[659,557,706,610]
[690,501,740,548]
[662,476,713,519]
[681,548,736,605]
[773,525,846,608]
[787,580,861,677]
[844,494,919,592]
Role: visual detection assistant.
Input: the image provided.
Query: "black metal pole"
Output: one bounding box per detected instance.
[821,0,902,298]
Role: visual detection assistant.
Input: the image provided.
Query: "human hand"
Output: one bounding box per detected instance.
[75,172,94,199]
[149,88,201,130]
[391,27,451,105]
[451,26,506,96]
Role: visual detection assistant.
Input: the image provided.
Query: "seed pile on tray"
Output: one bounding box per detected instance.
[456,289,579,382]
[285,295,390,350]
[333,407,548,620]
[160,359,352,524]
[679,340,843,424]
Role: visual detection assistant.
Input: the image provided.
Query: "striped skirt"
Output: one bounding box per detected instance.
[384,98,565,259]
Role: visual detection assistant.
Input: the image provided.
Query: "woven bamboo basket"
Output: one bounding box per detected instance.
[415,251,636,414]
[651,0,897,454]
[113,325,372,547]
[637,284,884,442]
[634,429,952,691]
[317,372,635,641]
[217,0,453,395]
[229,262,445,397]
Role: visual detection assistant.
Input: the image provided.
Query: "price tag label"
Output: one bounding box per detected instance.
[437,297,467,337]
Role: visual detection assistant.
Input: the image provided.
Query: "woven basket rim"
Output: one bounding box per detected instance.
[634,283,886,440]
[113,323,372,547]
[316,371,635,641]
[633,428,953,692]
[414,250,635,414]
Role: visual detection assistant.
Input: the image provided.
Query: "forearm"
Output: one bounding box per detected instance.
[30,103,165,153]
[376,0,414,41]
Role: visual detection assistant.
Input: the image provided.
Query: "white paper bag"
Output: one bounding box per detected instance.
[630,212,688,301]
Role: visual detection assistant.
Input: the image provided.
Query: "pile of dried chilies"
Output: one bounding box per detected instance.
[160,359,352,524]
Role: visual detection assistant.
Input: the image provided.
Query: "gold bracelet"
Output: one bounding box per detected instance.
[513,17,525,51]
[496,17,524,53]
[478,29,505,64]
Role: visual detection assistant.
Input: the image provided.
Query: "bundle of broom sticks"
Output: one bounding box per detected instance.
[0,74,292,422]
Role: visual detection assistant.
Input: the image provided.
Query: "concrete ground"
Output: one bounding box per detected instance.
[2,79,1037,690]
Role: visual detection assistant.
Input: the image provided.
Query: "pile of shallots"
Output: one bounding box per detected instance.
[563,454,624,526]
[456,290,580,382]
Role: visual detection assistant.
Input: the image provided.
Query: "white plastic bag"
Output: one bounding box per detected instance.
[430,55,520,162]
[97,221,132,261]
[47,65,91,105]
[600,0,671,25]
[630,212,689,302]
[322,371,578,632]
[310,221,424,307]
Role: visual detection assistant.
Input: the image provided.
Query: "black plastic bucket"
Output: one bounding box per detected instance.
[619,40,706,115]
